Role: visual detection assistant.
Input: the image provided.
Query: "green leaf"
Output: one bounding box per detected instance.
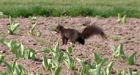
[28,48,36,60]
[5,62,13,73]
[122,15,127,24]
[93,52,107,65]
[0,72,6,75]
[20,42,25,56]
[17,65,26,75]
[94,52,101,64]
[117,13,121,23]
[40,48,47,52]
[64,53,75,70]
[127,52,136,65]
[35,73,43,75]
[24,48,36,60]
[67,47,73,54]
[117,70,127,75]
[106,62,113,75]
[54,42,60,52]
[28,23,37,36]
[56,51,64,63]
[89,64,102,75]
[5,60,26,75]
[9,16,13,24]
[42,56,52,70]
[8,23,19,34]
[36,30,41,37]
[23,49,30,59]
[112,43,126,59]
[128,68,138,75]
[0,54,4,64]
[117,13,127,24]
[0,37,5,45]
[54,67,61,75]
[29,16,37,21]
[76,58,90,75]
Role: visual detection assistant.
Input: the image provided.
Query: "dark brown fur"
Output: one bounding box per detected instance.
[55,25,106,45]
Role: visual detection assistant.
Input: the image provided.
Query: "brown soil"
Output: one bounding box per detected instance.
[0,17,140,75]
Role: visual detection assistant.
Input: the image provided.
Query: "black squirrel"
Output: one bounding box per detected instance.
[55,25,107,45]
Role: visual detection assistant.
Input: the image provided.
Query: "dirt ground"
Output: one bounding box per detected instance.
[0,16,140,75]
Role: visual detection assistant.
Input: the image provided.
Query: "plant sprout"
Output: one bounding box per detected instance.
[28,23,37,36]
[0,54,4,64]
[93,52,107,65]
[117,13,127,24]
[112,43,126,59]
[2,40,36,60]
[8,16,19,35]
[76,52,113,75]
[27,23,41,37]
[2,60,27,75]
[126,52,137,65]
[42,43,63,75]
[64,52,75,70]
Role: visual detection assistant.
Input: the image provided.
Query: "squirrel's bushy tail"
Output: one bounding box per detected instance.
[81,25,107,39]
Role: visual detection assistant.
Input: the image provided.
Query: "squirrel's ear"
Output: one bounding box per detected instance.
[54,25,63,33]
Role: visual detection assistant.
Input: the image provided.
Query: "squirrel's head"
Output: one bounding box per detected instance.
[55,25,64,33]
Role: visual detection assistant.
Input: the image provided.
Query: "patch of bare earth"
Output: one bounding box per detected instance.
[0,17,140,75]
